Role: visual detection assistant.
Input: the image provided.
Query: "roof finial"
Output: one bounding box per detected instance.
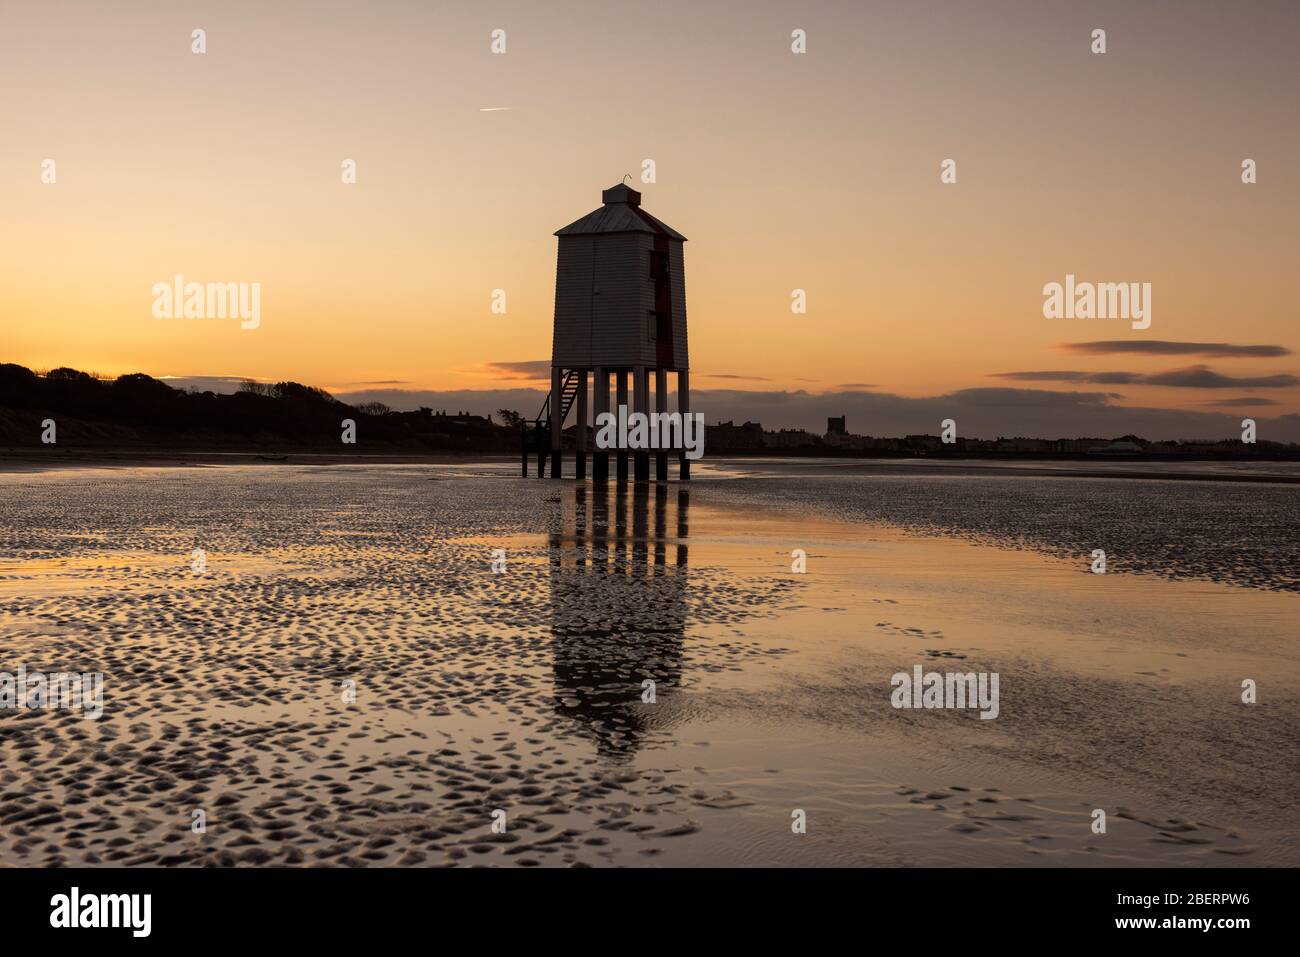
[622,173,633,185]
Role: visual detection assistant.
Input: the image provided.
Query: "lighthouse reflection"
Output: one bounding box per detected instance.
[549,482,689,760]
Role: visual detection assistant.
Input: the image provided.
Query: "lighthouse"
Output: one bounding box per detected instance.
[525,182,691,481]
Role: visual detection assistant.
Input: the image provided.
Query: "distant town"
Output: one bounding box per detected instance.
[705,415,1300,459]
[2,364,1296,461]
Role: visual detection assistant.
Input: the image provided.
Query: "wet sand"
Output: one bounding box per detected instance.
[0,462,1296,867]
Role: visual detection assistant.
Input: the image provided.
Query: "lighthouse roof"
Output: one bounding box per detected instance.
[555,184,687,240]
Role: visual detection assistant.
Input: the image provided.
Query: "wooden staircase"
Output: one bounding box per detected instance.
[537,370,581,430]
[521,370,580,473]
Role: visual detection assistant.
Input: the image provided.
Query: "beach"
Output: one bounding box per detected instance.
[0,459,1296,867]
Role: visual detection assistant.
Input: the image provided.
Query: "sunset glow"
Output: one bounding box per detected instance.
[3,0,1297,433]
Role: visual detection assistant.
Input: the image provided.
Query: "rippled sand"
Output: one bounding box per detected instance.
[0,462,1296,867]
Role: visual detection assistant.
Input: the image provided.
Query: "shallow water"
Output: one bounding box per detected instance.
[702,459,1300,593]
[0,463,1296,867]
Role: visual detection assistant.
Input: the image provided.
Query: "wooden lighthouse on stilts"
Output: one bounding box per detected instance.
[523,182,691,481]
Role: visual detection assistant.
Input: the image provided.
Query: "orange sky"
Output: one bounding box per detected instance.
[3,0,1297,421]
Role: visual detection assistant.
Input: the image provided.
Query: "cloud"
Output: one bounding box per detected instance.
[837,383,877,389]
[339,387,548,417]
[942,387,1119,408]
[1063,340,1291,358]
[159,374,414,394]
[333,385,1300,442]
[994,365,1297,389]
[1085,372,1142,385]
[1202,397,1280,407]
[700,372,772,382]
[1141,365,1299,389]
[485,361,551,380]
[992,371,1086,381]
[157,375,254,393]
[991,371,1140,384]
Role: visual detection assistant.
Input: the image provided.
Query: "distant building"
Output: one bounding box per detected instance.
[392,407,512,452]
[827,416,846,435]
[765,428,822,450]
[707,419,765,450]
[1088,439,1145,456]
[424,409,493,427]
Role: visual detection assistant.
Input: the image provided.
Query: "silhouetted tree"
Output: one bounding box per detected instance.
[0,363,39,405]
[43,367,102,406]
[238,379,275,397]
[271,381,336,403]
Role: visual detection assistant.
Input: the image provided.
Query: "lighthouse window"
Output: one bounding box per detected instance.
[649,311,668,341]
[649,250,668,280]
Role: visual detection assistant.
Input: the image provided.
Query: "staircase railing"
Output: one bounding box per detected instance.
[522,369,579,452]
